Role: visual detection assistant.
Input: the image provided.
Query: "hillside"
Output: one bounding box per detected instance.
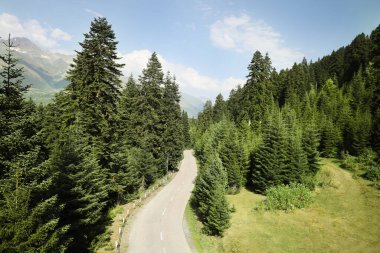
[2,37,203,116]
[186,159,380,253]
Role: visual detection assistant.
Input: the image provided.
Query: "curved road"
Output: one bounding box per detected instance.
[127,150,197,253]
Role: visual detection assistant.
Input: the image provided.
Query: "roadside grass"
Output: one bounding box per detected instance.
[186,158,380,253]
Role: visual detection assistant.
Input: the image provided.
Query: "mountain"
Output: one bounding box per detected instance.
[0,37,73,90]
[0,37,204,116]
[180,93,204,118]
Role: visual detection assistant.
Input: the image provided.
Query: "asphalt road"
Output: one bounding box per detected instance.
[127,150,197,253]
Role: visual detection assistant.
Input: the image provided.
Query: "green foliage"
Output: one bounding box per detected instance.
[0,35,69,252]
[259,183,313,211]
[202,182,231,236]
[191,153,231,236]
[65,17,124,169]
[251,111,287,193]
[182,111,191,148]
[0,34,30,113]
[363,166,380,181]
[341,149,380,182]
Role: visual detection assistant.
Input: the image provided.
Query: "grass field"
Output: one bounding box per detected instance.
[185,159,380,253]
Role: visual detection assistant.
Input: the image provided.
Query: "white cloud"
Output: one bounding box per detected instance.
[84,9,104,18]
[119,49,244,97]
[210,14,303,69]
[0,12,71,48]
[51,28,71,41]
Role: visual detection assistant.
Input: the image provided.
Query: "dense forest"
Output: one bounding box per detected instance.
[191,25,380,235]
[1,14,379,250]
[0,18,189,252]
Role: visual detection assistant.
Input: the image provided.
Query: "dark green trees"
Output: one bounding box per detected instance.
[241,51,274,129]
[251,111,287,193]
[119,53,185,183]
[0,35,68,252]
[182,111,191,148]
[43,17,125,251]
[0,17,190,252]
[191,154,230,236]
[66,17,124,169]
[162,73,183,171]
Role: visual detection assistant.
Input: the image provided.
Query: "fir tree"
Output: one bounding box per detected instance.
[161,73,183,171]
[242,51,274,129]
[137,52,166,177]
[302,124,320,175]
[219,126,242,193]
[66,17,124,169]
[213,93,227,123]
[182,111,191,148]
[251,111,287,193]
[202,182,231,236]
[0,34,30,115]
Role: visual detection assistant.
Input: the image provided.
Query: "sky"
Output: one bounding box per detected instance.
[1,0,380,99]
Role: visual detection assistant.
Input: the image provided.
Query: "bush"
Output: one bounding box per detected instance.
[340,152,357,171]
[358,148,378,167]
[363,166,380,181]
[260,183,313,211]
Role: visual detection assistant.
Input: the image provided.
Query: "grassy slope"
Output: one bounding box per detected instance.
[185,159,380,253]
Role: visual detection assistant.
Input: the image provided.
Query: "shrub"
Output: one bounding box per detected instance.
[340,152,357,171]
[363,165,380,181]
[260,183,313,211]
[358,148,378,167]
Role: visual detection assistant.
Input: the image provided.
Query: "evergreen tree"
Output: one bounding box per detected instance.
[182,111,191,148]
[119,75,141,148]
[239,51,274,129]
[213,93,227,122]
[0,35,68,252]
[319,117,342,157]
[302,124,320,175]
[66,17,124,169]
[161,73,183,171]
[202,182,231,236]
[197,100,213,133]
[191,154,230,236]
[0,34,30,115]
[219,125,242,193]
[43,17,124,251]
[251,111,287,193]
[137,52,166,177]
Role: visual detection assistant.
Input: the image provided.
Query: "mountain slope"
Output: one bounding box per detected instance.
[0,37,204,115]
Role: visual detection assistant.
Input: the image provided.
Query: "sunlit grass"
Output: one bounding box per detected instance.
[186,159,380,252]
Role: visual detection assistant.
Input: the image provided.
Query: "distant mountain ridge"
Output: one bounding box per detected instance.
[0,37,73,90]
[0,37,203,117]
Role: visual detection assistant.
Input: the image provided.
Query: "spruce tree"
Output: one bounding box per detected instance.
[202,182,231,236]
[137,52,166,178]
[191,154,228,221]
[242,51,274,129]
[0,35,68,252]
[302,124,320,175]
[219,126,242,193]
[161,73,183,171]
[66,17,124,169]
[213,93,227,123]
[42,17,124,251]
[119,75,142,148]
[0,34,30,115]
[182,111,191,148]
[251,111,287,193]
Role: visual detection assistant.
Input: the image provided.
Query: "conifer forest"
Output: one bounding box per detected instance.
[0,14,380,253]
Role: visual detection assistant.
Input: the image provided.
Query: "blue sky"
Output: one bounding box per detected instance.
[1,0,380,98]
